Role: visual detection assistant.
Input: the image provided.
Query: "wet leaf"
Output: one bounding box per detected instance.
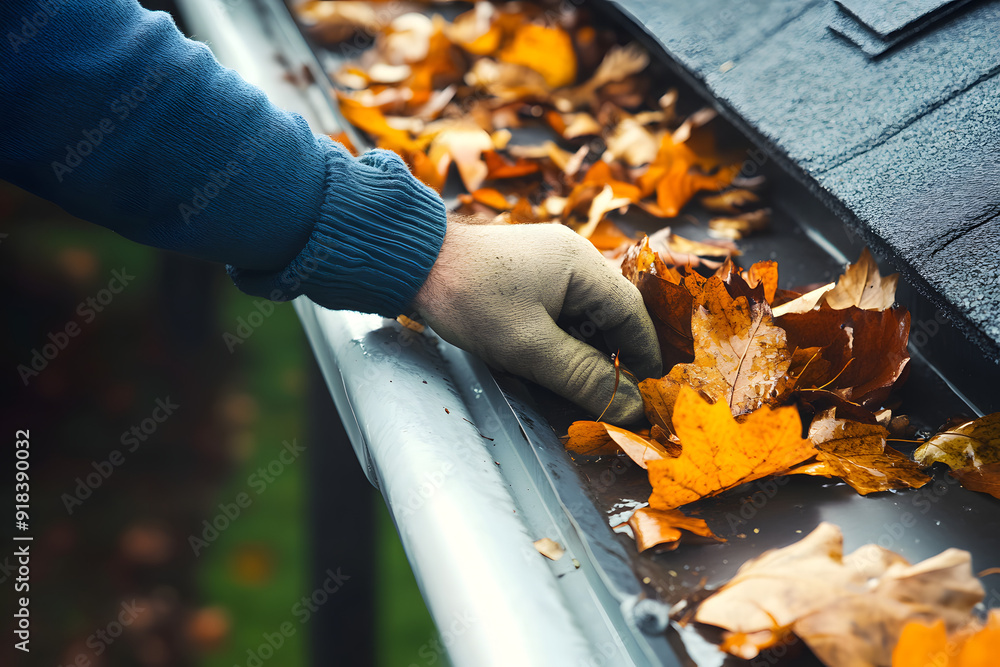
[914,413,1000,469]
[640,277,791,429]
[565,421,679,467]
[777,306,910,407]
[951,463,1000,500]
[915,414,1000,499]
[634,271,695,370]
[743,260,779,303]
[647,386,816,509]
[824,248,899,311]
[696,522,985,665]
[772,282,836,317]
[807,409,931,494]
[623,507,724,552]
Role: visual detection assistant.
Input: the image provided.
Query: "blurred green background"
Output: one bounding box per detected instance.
[0,181,436,667]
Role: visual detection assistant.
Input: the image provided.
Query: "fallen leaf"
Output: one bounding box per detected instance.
[604,117,661,167]
[824,248,899,311]
[951,463,1000,500]
[533,537,565,561]
[446,2,502,56]
[892,613,1000,667]
[425,121,494,191]
[914,413,1000,469]
[696,523,985,665]
[772,282,836,317]
[620,235,658,284]
[807,409,931,494]
[565,421,679,467]
[701,188,761,214]
[499,23,576,89]
[634,271,695,370]
[647,386,816,509]
[576,185,632,238]
[623,507,724,552]
[743,260,779,303]
[581,161,642,202]
[640,277,791,429]
[554,43,649,111]
[777,305,911,407]
[914,414,1000,499]
[708,209,771,240]
[297,1,386,43]
[483,150,541,180]
[464,57,551,101]
[459,187,511,210]
[587,218,635,251]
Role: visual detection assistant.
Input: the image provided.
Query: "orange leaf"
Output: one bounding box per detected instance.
[587,218,635,251]
[582,161,642,202]
[647,386,816,509]
[565,421,678,468]
[892,619,949,667]
[337,96,426,155]
[484,150,541,179]
[951,462,1000,500]
[499,23,577,89]
[331,131,358,156]
[469,187,511,210]
[743,260,779,304]
[410,150,447,192]
[624,507,724,552]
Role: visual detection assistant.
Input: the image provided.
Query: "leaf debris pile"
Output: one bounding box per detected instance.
[296,0,771,253]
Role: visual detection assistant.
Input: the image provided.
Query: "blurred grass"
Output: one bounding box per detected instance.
[375,501,438,667]
[199,292,309,667]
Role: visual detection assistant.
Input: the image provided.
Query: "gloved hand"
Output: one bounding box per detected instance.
[413,216,662,425]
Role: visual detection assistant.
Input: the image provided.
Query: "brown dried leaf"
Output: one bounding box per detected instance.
[695,523,985,665]
[808,410,931,495]
[708,209,771,240]
[701,188,761,214]
[824,248,899,311]
[777,306,911,407]
[951,463,1000,500]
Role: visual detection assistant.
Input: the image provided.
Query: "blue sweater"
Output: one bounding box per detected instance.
[0,0,447,317]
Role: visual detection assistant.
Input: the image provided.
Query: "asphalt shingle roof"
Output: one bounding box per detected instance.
[610,0,1000,360]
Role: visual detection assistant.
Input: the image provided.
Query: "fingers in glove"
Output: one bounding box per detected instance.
[503,314,647,425]
[561,253,662,381]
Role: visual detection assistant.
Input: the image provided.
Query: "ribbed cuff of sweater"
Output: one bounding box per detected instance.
[227,140,447,317]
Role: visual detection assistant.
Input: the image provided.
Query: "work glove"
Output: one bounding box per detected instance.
[413,216,662,425]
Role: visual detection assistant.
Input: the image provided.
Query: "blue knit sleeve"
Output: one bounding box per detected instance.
[0,0,446,317]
